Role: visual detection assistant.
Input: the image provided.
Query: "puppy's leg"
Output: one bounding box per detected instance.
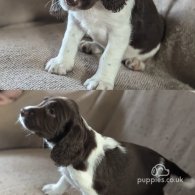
[79,40,103,55]
[45,14,84,75]
[42,175,70,195]
[122,44,161,71]
[84,27,130,90]
[122,58,145,71]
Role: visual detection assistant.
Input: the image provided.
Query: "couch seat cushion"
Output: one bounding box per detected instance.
[0,22,192,90]
[0,149,79,195]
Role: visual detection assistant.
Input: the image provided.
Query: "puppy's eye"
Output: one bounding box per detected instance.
[46,107,56,117]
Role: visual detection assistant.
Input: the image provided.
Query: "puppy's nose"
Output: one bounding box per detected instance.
[20,108,35,117]
[66,0,79,6]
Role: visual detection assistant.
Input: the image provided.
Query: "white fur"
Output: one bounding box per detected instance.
[183,178,195,189]
[19,115,27,129]
[43,119,126,195]
[46,0,160,89]
[124,44,161,61]
[44,139,55,149]
[45,13,85,75]
[42,175,70,195]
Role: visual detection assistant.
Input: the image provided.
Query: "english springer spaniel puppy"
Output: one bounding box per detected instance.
[19,97,195,195]
[45,0,165,89]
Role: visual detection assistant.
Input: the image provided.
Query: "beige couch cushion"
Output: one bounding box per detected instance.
[0,0,195,89]
[154,0,195,87]
[0,149,80,195]
[0,0,54,27]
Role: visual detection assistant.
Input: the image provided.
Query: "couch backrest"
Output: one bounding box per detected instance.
[0,0,55,27]
[0,91,49,150]
[154,0,195,87]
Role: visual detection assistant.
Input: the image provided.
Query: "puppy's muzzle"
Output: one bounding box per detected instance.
[20,108,35,118]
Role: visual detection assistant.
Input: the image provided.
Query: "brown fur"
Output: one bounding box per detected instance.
[101,0,127,12]
[49,0,127,15]
[20,97,96,170]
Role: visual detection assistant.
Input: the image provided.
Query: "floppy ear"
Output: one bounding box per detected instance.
[50,0,64,18]
[66,99,80,115]
[50,120,85,167]
[50,98,96,168]
[101,0,127,12]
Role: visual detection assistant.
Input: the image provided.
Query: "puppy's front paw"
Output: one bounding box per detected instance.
[42,184,63,195]
[84,76,114,90]
[45,57,74,75]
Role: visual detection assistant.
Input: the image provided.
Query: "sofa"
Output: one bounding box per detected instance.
[0,90,195,195]
[0,0,195,90]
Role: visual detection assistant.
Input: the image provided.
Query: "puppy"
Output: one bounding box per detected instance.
[19,97,195,195]
[45,0,165,90]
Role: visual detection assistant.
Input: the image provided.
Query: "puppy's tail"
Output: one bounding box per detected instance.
[167,161,195,189]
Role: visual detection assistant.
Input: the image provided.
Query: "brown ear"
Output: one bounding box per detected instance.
[101,0,127,12]
[66,99,80,115]
[50,0,65,18]
[51,122,85,167]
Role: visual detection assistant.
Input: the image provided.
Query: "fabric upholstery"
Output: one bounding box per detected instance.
[0,0,195,89]
[0,149,80,195]
[0,91,195,194]
[0,0,55,27]
[154,0,195,87]
[0,91,47,150]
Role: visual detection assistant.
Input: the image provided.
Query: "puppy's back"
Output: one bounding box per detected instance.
[93,142,167,195]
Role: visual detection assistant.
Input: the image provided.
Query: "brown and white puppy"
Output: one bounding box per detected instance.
[46,0,165,90]
[19,97,195,195]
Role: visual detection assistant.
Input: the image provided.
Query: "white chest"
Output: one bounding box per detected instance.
[71,8,108,46]
[60,166,96,195]
[70,1,133,47]
[59,167,78,187]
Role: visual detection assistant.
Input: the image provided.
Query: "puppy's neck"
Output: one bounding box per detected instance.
[45,116,96,154]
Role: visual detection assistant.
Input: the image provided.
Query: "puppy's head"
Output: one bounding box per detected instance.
[19,97,96,168]
[19,97,80,141]
[50,0,127,13]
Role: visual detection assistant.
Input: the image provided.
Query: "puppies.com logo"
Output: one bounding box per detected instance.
[151,164,170,178]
